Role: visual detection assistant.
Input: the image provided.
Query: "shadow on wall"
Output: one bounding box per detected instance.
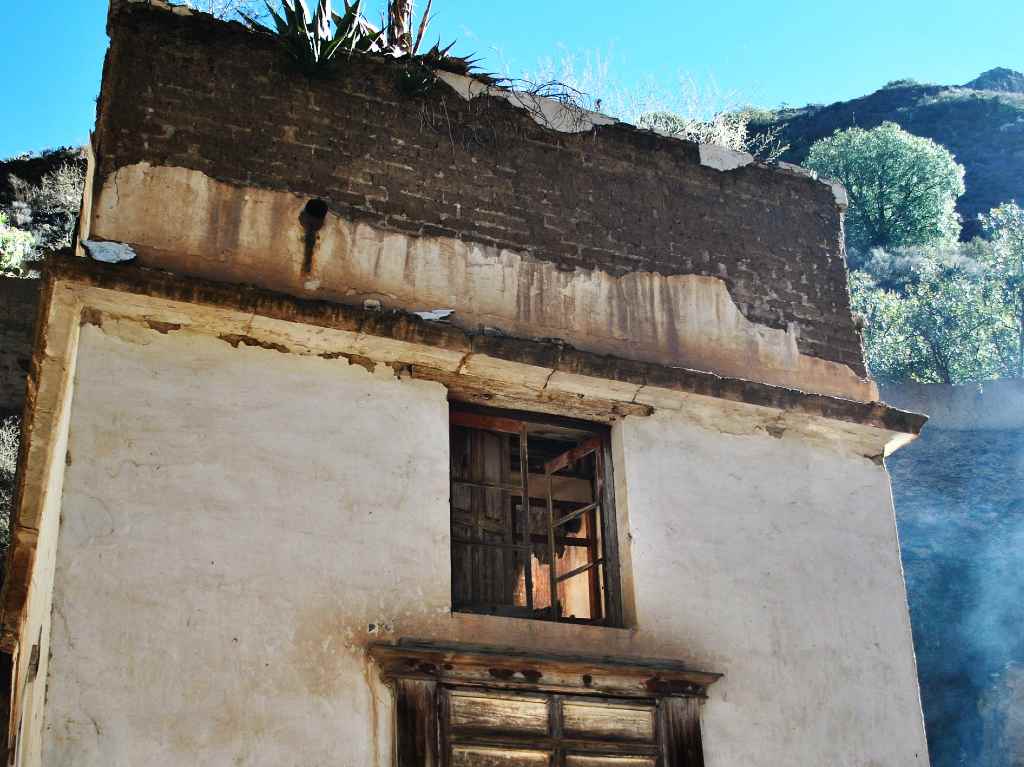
[883,381,1024,767]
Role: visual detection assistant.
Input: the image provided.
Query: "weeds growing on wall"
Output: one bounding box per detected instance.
[518,51,789,160]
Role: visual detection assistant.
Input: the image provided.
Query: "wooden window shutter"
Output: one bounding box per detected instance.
[373,642,720,767]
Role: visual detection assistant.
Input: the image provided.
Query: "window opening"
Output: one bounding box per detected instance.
[449,406,620,625]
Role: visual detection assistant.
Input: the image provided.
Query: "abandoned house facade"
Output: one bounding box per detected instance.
[0,2,930,765]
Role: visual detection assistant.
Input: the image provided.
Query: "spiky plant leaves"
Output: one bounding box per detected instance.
[244,0,487,83]
[331,0,383,54]
[395,60,436,98]
[291,0,312,24]
[420,41,482,78]
[243,0,380,76]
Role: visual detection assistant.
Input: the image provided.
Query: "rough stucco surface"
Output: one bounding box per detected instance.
[882,382,1024,767]
[44,325,448,766]
[41,323,926,766]
[616,413,929,767]
[92,4,867,379]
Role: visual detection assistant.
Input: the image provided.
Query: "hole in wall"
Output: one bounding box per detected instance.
[304,198,328,220]
[299,198,329,275]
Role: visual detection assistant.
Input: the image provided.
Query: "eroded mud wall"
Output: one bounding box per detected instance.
[85,3,870,400]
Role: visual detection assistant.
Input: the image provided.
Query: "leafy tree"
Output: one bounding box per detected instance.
[851,243,1015,383]
[805,122,965,252]
[854,239,986,292]
[979,201,1024,377]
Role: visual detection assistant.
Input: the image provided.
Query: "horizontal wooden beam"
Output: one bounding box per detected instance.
[368,640,721,699]
[45,256,928,440]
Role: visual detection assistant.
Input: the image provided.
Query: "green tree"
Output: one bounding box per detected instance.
[805,122,965,253]
[850,245,1014,383]
[979,201,1024,377]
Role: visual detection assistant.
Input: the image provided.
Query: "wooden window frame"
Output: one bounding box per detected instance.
[449,405,624,628]
[370,641,721,767]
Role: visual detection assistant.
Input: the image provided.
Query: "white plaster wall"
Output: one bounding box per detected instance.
[42,324,451,766]
[39,322,926,766]
[616,412,929,766]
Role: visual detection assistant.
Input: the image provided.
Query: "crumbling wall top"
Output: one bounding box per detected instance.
[88,0,870,394]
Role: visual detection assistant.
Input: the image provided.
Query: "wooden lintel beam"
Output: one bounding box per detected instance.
[368,641,722,699]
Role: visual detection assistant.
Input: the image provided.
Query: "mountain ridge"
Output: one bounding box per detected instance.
[754,68,1024,239]
[964,67,1024,93]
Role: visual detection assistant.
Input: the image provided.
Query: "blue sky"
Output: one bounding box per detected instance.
[2,0,1023,158]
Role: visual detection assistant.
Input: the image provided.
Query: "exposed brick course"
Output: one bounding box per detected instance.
[94,3,866,375]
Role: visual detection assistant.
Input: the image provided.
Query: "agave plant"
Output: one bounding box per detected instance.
[418,41,480,76]
[245,0,487,87]
[381,1,480,74]
[394,40,485,96]
[242,0,383,74]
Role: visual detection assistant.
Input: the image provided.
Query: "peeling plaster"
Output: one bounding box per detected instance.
[773,163,849,212]
[436,71,618,134]
[698,144,755,172]
[90,163,877,402]
[777,161,817,180]
[83,240,136,264]
[827,179,850,211]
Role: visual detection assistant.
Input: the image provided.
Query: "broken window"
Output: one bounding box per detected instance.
[449,406,622,626]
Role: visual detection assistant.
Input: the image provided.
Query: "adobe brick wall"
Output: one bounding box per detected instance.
[94,3,866,376]
[0,278,39,417]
